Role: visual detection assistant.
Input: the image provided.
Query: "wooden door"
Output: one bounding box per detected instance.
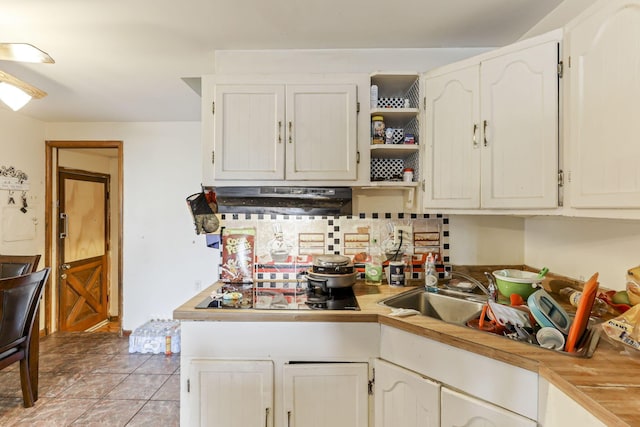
[187,359,274,427]
[285,84,358,180]
[57,170,109,332]
[423,65,481,209]
[480,37,559,209]
[214,84,286,180]
[566,0,640,208]
[375,359,440,427]
[283,363,368,427]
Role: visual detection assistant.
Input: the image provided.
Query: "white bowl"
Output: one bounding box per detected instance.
[536,327,565,351]
[493,269,543,284]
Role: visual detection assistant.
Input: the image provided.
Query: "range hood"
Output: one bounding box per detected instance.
[212,186,352,216]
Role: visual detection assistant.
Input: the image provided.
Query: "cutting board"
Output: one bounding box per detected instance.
[565,272,599,353]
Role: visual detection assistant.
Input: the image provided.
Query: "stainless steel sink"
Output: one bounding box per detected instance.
[378,286,601,358]
[379,287,486,325]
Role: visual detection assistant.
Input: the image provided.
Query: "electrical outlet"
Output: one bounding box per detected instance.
[393,225,412,245]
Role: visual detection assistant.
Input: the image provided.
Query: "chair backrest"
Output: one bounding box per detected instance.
[0,268,50,354]
[0,255,41,279]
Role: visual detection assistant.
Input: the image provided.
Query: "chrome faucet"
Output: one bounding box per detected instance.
[483,272,498,302]
[447,271,497,302]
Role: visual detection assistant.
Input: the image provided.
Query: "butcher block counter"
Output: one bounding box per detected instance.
[174,282,640,426]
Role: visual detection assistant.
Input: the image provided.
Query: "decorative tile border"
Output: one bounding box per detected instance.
[217,213,449,283]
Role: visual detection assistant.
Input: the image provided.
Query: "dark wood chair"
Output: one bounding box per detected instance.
[0,254,43,404]
[0,254,41,279]
[0,268,50,407]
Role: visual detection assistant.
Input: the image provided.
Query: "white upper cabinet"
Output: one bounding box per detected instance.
[424,64,481,209]
[285,84,358,181]
[565,0,640,209]
[214,84,285,181]
[203,76,359,184]
[480,38,560,209]
[423,30,561,211]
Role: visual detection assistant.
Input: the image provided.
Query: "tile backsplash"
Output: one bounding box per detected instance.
[218,212,450,281]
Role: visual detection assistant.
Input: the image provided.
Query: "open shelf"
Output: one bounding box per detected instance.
[370,144,419,159]
[370,108,419,121]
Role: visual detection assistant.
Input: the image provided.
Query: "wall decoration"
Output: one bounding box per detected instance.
[0,165,29,191]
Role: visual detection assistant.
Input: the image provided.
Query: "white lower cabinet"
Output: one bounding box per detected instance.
[188,359,274,427]
[374,359,440,427]
[537,378,606,427]
[283,363,369,427]
[180,321,603,427]
[441,387,536,427]
[180,321,380,427]
[379,326,538,423]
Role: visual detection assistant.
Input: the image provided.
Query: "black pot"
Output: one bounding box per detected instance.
[312,264,355,274]
[307,271,357,290]
[312,254,350,267]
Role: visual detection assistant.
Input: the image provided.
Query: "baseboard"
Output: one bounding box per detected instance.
[85,320,109,332]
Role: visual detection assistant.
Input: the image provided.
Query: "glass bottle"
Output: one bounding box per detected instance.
[365,239,383,286]
[559,287,608,317]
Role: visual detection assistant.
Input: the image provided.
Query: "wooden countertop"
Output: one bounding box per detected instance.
[174,283,640,426]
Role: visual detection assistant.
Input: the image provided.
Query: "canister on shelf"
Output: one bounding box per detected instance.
[403,168,414,182]
[371,115,385,144]
[370,85,378,108]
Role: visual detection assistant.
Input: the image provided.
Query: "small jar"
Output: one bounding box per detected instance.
[371,116,385,144]
[385,128,394,144]
[403,168,414,182]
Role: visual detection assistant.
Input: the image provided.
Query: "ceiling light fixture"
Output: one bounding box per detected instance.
[0,43,54,64]
[0,70,47,111]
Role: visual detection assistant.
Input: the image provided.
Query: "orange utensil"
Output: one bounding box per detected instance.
[510,293,525,306]
[565,272,599,353]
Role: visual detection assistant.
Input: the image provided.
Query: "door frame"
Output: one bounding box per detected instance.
[45,140,123,335]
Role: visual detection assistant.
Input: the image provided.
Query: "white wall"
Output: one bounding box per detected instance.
[0,108,46,262]
[45,122,219,330]
[519,0,599,39]
[448,215,525,266]
[525,216,640,291]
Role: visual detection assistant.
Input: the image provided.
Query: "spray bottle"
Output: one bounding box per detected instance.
[424,253,438,293]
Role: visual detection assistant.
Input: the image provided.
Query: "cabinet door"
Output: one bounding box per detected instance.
[424,65,481,209]
[283,362,368,427]
[567,0,640,208]
[188,359,274,427]
[480,39,559,209]
[214,85,285,180]
[285,84,358,180]
[538,378,606,427]
[374,359,440,427]
[441,387,536,427]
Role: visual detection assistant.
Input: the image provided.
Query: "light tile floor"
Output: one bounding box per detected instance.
[0,331,180,426]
